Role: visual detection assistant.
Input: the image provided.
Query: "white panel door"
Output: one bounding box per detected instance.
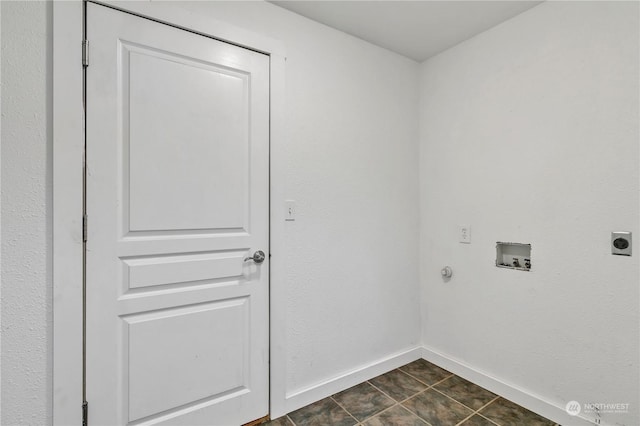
[85,4,269,425]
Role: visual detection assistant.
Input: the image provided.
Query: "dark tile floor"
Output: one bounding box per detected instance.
[265,359,558,426]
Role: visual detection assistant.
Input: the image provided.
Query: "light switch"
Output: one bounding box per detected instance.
[459,225,471,243]
[285,200,296,221]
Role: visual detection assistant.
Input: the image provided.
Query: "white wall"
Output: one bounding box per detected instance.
[419,2,639,426]
[174,1,421,411]
[0,1,2,420]
[1,1,53,425]
[5,0,637,424]
[0,1,421,423]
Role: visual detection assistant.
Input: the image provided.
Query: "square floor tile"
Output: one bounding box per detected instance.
[369,369,428,402]
[479,398,555,426]
[399,359,452,385]
[332,382,395,421]
[458,414,498,426]
[363,405,427,426]
[264,416,295,426]
[403,388,474,426]
[433,375,497,410]
[288,397,357,426]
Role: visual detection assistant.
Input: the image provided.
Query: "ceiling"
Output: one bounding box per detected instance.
[270,1,543,62]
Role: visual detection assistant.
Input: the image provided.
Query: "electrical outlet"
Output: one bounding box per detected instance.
[612,231,631,256]
[459,225,471,243]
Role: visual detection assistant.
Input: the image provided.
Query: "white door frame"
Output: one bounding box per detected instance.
[52,2,287,424]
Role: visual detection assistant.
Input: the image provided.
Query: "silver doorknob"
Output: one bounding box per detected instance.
[244,250,266,264]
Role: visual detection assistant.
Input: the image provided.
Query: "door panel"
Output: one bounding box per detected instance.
[123,251,246,291]
[126,298,248,421]
[86,4,269,425]
[126,47,249,232]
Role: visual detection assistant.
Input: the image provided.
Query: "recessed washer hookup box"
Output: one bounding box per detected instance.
[496,242,531,271]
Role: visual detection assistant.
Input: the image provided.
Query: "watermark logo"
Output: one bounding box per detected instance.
[584,403,630,414]
[566,401,581,416]
[565,400,630,416]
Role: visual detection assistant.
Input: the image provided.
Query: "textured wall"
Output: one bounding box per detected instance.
[1,0,421,422]
[178,0,422,400]
[419,2,639,425]
[1,1,53,425]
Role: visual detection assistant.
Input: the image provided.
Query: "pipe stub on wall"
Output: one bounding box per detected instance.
[441,266,453,278]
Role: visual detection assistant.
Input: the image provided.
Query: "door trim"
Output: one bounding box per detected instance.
[52,2,287,423]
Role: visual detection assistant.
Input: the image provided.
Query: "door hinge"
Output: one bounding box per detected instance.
[83,214,88,242]
[82,401,88,426]
[82,40,89,67]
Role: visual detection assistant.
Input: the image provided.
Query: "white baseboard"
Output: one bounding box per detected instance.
[421,346,597,426]
[278,346,422,417]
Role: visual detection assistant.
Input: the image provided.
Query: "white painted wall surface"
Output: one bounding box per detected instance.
[1,1,53,424]
[1,0,420,422]
[0,2,2,419]
[419,2,639,426]
[175,0,422,405]
[8,0,637,423]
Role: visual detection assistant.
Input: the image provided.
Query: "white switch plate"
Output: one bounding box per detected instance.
[459,225,471,243]
[285,200,296,221]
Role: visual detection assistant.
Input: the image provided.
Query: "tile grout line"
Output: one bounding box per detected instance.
[452,395,502,426]
[454,413,477,426]
[475,395,501,413]
[430,385,481,409]
[329,395,360,425]
[366,377,437,425]
[474,396,501,416]
[397,388,434,406]
[400,386,472,425]
[392,388,439,424]
[366,378,412,404]
[430,373,455,387]
[398,363,523,426]
[368,377,439,408]
[476,412,503,426]
[395,403,433,426]
[472,396,503,426]
[369,369,464,424]
[283,365,496,426]
[398,366,455,389]
[370,366,453,403]
[398,362,519,425]
[283,364,549,426]
[362,403,400,423]
[395,370,500,426]
[346,393,398,424]
[338,381,403,423]
[363,402,434,426]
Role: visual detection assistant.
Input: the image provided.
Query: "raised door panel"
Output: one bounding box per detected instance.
[126,298,249,422]
[125,45,249,234]
[123,251,246,292]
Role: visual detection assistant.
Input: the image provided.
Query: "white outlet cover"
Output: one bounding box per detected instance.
[459,225,471,243]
